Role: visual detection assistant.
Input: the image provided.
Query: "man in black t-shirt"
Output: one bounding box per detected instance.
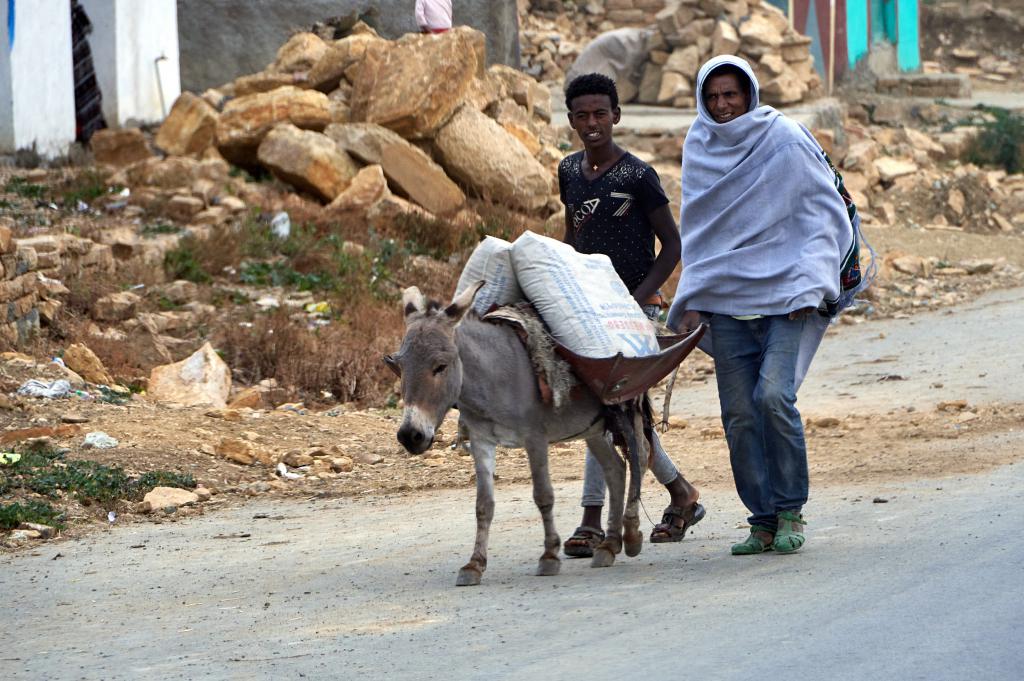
[558,73,705,558]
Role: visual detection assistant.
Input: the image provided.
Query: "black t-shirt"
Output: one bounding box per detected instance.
[558,151,670,292]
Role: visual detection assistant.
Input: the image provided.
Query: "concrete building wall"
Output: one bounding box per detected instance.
[81,0,181,127]
[177,0,520,93]
[0,0,76,157]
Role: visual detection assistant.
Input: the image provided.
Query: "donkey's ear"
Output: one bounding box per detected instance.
[402,286,427,318]
[382,353,402,377]
[444,280,485,323]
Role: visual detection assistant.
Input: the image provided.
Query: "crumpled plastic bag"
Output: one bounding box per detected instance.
[16,379,72,399]
[82,432,119,449]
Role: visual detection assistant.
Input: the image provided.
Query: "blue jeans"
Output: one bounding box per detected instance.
[710,314,808,531]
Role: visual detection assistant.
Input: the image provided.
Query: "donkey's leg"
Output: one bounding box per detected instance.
[586,435,625,568]
[457,438,497,587]
[623,410,649,558]
[524,436,560,577]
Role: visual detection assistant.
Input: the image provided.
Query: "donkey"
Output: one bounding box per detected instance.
[386,283,648,586]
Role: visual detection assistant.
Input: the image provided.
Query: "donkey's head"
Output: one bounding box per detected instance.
[385,282,483,455]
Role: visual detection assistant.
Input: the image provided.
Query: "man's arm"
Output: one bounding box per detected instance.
[631,203,680,305]
[562,207,575,247]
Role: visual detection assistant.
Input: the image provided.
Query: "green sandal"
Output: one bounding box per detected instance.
[731,525,775,555]
[772,511,806,553]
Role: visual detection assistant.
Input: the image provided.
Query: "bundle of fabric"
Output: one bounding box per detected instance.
[669,55,854,322]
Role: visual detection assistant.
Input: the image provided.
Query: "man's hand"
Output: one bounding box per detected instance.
[788,307,816,320]
[677,309,702,333]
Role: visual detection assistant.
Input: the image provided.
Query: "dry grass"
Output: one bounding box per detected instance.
[215,305,401,406]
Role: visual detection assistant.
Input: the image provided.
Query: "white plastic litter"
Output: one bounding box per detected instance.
[107,511,117,524]
[454,236,525,315]
[271,211,291,239]
[82,432,119,449]
[510,231,659,359]
[276,462,304,480]
[17,379,72,399]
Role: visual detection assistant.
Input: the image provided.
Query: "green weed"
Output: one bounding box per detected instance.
[142,222,180,237]
[3,444,194,512]
[0,501,64,530]
[966,106,1024,174]
[60,169,112,207]
[165,238,212,284]
[4,177,46,200]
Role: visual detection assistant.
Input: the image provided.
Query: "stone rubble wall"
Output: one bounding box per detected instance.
[0,225,116,344]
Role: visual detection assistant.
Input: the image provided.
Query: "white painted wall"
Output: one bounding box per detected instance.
[81,0,181,128]
[0,0,76,157]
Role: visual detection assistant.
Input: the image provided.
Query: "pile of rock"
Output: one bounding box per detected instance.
[98,25,560,221]
[938,48,1020,84]
[1,221,115,344]
[638,0,819,107]
[520,0,667,83]
[924,2,1023,84]
[828,122,1024,234]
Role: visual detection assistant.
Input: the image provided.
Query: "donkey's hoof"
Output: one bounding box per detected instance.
[536,556,561,576]
[624,531,643,557]
[591,547,616,568]
[456,566,482,586]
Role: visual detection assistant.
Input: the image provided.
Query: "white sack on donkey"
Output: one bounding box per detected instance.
[511,231,659,359]
[454,236,524,316]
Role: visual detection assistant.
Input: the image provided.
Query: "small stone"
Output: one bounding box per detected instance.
[205,408,243,422]
[215,437,257,465]
[352,450,384,465]
[937,400,968,412]
[18,522,55,539]
[812,417,841,428]
[281,450,315,467]
[61,414,89,424]
[666,415,688,429]
[143,486,199,509]
[329,456,354,473]
[194,487,213,502]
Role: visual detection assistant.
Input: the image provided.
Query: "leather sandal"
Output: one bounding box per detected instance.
[731,525,775,555]
[650,502,706,543]
[563,525,604,558]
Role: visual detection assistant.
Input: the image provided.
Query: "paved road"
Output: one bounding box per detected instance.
[2,461,1022,680]
[664,287,1024,419]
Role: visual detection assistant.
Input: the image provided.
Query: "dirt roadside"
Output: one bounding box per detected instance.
[2,273,1023,549]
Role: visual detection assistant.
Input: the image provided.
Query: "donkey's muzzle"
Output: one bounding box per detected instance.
[397,423,432,455]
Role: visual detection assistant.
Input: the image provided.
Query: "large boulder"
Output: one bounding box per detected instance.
[116,156,229,189]
[216,87,333,165]
[434,106,551,212]
[257,124,358,202]
[93,291,141,322]
[327,164,391,214]
[269,32,329,73]
[325,123,465,214]
[63,343,113,385]
[307,33,386,92]
[349,27,485,138]
[155,93,218,156]
[232,71,302,96]
[90,129,153,168]
[147,342,231,408]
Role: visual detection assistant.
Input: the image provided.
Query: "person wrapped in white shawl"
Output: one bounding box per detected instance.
[667,55,863,556]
